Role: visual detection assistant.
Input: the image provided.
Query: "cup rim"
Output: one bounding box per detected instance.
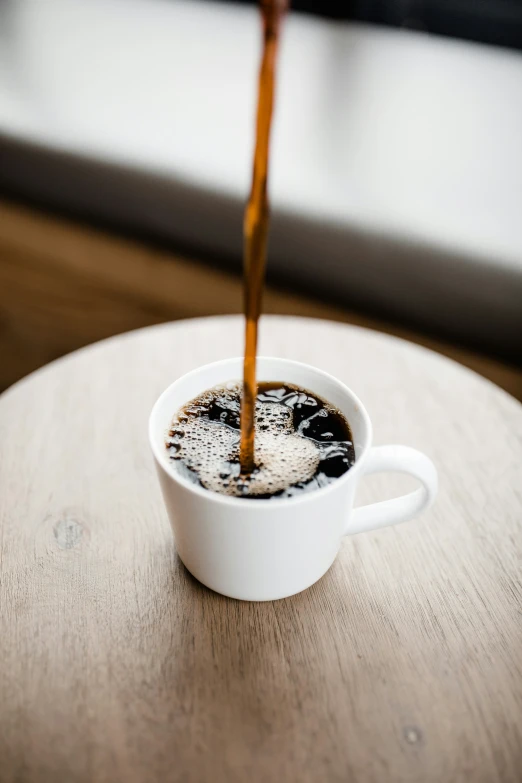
[148,356,373,508]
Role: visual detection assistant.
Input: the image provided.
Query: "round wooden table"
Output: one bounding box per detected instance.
[1,316,521,783]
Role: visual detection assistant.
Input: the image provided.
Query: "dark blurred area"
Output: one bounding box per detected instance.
[4,0,522,42]
[222,0,522,49]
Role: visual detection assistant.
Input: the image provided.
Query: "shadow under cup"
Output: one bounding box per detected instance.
[149,357,373,601]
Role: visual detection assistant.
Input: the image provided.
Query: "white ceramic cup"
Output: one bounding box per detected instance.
[149,357,438,601]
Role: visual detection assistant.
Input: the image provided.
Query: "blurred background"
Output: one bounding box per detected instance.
[0,0,521,397]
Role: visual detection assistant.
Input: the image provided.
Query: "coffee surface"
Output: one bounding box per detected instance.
[167,382,355,499]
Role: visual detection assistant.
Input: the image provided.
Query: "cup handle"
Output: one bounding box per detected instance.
[346,445,438,536]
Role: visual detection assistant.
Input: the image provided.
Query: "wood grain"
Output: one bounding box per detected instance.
[0,316,521,783]
[0,200,520,400]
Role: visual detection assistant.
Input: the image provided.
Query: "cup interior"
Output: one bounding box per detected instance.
[149,357,372,484]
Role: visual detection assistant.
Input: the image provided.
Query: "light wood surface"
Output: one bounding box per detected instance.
[0,199,521,400]
[0,316,521,783]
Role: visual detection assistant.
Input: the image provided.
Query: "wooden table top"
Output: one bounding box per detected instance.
[1,316,521,783]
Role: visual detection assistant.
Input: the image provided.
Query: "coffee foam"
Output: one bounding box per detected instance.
[169,394,321,497]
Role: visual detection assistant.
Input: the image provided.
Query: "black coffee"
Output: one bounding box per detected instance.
[166,382,355,499]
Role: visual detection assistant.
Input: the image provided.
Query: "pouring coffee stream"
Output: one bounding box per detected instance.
[240,0,289,474]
